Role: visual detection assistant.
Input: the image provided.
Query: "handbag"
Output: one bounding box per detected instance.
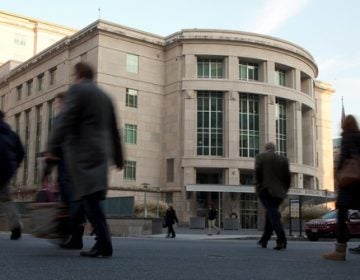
[337,155,360,187]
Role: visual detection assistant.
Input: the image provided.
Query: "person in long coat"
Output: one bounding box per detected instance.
[0,110,24,240]
[255,142,291,250]
[165,205,179,238]
[47,62,124,258]
[323,115,360,261]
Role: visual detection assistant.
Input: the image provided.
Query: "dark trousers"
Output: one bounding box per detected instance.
[72,191,112,253]
[258,191,286,245]
[167,224,175,237]
[336,206,348,243]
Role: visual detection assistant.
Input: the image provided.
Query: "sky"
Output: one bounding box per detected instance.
[2,0,360,137]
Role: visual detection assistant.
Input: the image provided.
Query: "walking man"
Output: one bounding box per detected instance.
[255,142,290,250]
[207,204,220,235]
[47,62,124,258]
[0,110,24,240]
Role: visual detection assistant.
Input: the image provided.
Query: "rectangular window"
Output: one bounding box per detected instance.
[49,67,57,86]
[125,124,137,144]
[239,93,260,158]
[34,105,42,184]
[197,91,224,156]
[124,160,136,180]
[166,159,174,183]
[126,88,138,108]
[16,85,22,101]
[197,57,224,79]
[276,98,287,157]
[0,95,4,110]
[126,54,139,74]
[275,69,286,86]
[37,73,44,91]
[26,79,33,96]
[15,113,21,134]
[239,62,259,81]
[48,100,55,135]
[23,110,31,185]
[14,33,27,46]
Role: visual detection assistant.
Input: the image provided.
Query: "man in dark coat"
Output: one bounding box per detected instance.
[47,62,124,258]
[0,110,24,240]
[255,142,290,250]
[165,205,179,238]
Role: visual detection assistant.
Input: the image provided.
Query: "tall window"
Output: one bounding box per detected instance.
[276,98,287,157]
[125,124,137,144]
[26,79,33,96]
[275,68,286,86]
[124,160,136,180]
[16,85,22,101]
[37,73,44,91]
[34,106,42,184]
[239,62,259,81]
[126,54,139,74]
[48,100,55,135]
[0,95,4,110]
[23,110,31,185]
[197,57,224,79]
[166,159,174,183]
[49,67,57,86]
[15,113,21,134]
[126,88,138,108]
[239,93,260,157]
[197,91,224,156]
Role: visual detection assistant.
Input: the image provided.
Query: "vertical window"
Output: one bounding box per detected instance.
[0,95,4,110]
[197,91,224,156]
[14,33,27,46]
[197,57,224,79]
[239,62,259,81]
[37,74,44,91]
[239,93,260,158]
[124,160,136,180]
[16,85,22,101]
[125,124,137,144]
[275,69,286,86]
[276,98,287,157]
[34,106,42,184]
[126,54,139,74]
[49,67,57,86]
[166,159,174,183]
[23,110,31,185]
[26,79,33,96]
[126,88,138,108]
[48,100,55,135]
[15,113,21,134]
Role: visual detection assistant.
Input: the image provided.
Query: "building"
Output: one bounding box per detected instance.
[0,19,335,227]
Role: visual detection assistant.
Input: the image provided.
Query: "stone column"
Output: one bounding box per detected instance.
[183,90,197,158]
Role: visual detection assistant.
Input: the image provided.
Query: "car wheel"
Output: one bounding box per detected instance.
[307,235,319,241]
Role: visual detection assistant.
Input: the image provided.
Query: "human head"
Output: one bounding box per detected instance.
[0,110,4,121]
[341,114,359,134]
[54,92,66,114]
[264,142,276,152]
[74,62,94,81]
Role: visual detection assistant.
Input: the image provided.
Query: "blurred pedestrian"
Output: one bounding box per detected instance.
[0,110,24,240]
[255,142,291,250]
[207,204,220,235]
[323,115,360,261]
[165,205,179,238]
[47,62,124,258]
[43,92,86,249]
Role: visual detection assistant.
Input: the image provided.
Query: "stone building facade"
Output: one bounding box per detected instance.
[0,19,334,227]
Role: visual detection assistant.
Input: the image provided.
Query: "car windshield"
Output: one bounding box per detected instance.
[321,211,337,219]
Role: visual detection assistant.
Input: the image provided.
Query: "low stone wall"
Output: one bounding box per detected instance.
[0,215,163,236]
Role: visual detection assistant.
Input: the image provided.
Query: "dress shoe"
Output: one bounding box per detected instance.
[80,247,112,258]
[10,227,22,240]
[273,243,287,250]
[257,240,267,248]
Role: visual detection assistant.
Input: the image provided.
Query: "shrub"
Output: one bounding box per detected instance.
[134,201,168,218]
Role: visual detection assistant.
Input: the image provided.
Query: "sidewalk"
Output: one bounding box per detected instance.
[148,227,308,241]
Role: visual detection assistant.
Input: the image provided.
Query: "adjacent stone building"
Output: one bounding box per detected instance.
[0,19,335,227]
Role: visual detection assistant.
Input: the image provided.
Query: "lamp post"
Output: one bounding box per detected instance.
[142,183,149,218]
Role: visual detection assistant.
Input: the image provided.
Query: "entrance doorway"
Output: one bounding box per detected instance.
[239,193,258,228]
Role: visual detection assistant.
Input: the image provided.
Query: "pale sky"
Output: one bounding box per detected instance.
[2,0,360,137]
